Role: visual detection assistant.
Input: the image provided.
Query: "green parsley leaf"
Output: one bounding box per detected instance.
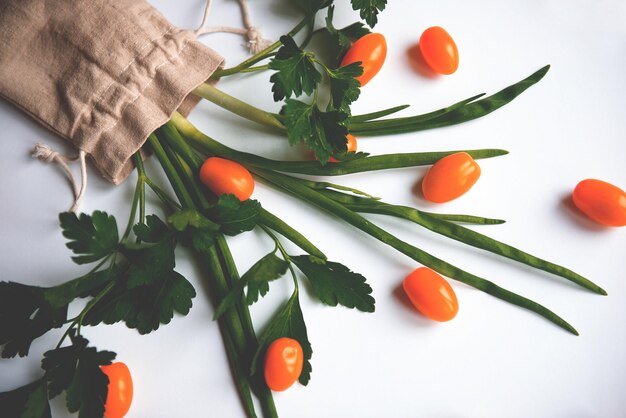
[290,0,329,16]
[168,209,220,253]
[213,252,289,320]
[291,255,375,312]
[282,99,350,163]
[133,215,170,243]
[168,209,220,232]
[42,335,115,418]
[120,239,176,289]
[325,6,371,60]
[244,253,289,305]
[0,282,67,358]
[252,289,313,385]
[43,268,117,309]
[0,379,51,418]
[82,271,196,334]
[206,195,261,236]
[59,211,119,265]
[351,0,387,27]
[328,62,363,114]
[121,215,177,289]
[269,36,322,102]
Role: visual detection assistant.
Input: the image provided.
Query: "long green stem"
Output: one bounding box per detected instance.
[170,112,508,176]
[155,130,281,417]
[252,167,579,335]
[349,66,550,136]
[332,196,605,294]
[150,134,263,417]
[193,84,286,131]
[216,235,278,418]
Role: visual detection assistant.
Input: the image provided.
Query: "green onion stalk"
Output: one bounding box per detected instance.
[166,113,606,338]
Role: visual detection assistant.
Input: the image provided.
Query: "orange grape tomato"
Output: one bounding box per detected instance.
[572,179,626,227]
[264,337,304,392]
[340,33,387,86]
[100,362,133,418]
[418,26,459,75]
[421,152,481,203]
[345,133,357,153]
[402,267,459,322]
[199,157,255,201]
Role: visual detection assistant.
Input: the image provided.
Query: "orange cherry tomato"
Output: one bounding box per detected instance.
[422,152,481,203]
[572,179,626,227]
[264,337,303,391]
[402,267,459,322]
[329,134,358,162]
[100,362,133,418]
[199,157,255,201]
[418,26,459,75]
[340,33,387,86]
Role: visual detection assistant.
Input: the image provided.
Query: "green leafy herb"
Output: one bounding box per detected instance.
[244,252,290,305]
[270,35,322,102]
[42,334,115,418]
[215,252,288,322]
[327,62,362,114]
[252,289,313,385]
[325,6,371,59]
[121,240,176,289]
[0,379,51,418]
[59,211,118,264]
[133,214,171,243]
[290,0,329,16]
[82,271,196,334]
[42,268,118,309]
[168,209,220,252]
[206,195,261,236]
[0,282,67,358]
[291,255,375,312]
[351,0,387,27]
[282,99,349,162]
[214,251,289,320]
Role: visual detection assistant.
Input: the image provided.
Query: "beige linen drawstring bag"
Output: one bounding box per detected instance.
[0,0,226,186]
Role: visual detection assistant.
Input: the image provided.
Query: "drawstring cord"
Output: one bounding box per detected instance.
[32,143,87,213]
[194,0,272,54]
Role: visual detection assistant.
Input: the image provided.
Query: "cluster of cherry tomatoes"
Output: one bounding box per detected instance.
[194,25,626,395]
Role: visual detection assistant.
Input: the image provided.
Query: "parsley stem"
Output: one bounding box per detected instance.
[121,153,145,240]
[252,167,579,335]
[258,209,327,260]
[261,225,300,289]
[212,17,309,78]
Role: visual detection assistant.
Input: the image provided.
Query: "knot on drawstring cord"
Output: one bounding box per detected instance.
[31,142,88,213]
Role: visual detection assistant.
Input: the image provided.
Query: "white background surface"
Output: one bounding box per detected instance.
[1,1,626,417]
